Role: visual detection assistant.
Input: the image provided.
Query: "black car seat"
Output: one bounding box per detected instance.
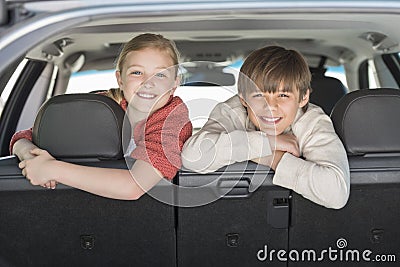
[310,68,347,115]
[288,88,400,264]
[0,93,176,267]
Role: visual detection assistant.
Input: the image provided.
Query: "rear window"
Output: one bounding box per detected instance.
[65,59,348,130]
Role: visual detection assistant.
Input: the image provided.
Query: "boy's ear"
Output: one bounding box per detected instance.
[238,94,248,107]
[299,89,310,108]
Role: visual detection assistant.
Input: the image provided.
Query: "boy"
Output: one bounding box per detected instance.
[181,45,350,209]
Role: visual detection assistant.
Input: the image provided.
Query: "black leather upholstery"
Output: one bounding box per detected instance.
[32,93,130,160]
[331,88,400,155]
[310,70,347,115]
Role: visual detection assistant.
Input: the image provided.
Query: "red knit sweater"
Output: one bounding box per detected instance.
[9,95,192,180]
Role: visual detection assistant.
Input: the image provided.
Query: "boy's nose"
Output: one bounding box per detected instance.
[266,97,278,110]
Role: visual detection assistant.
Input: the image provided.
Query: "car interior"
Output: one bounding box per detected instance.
[0,1,400,266]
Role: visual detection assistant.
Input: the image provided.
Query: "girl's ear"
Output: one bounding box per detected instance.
[170,76,181,95]
[299,89,310,108]
[115,70,123,88]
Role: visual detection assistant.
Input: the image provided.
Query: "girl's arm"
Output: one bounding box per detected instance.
[19,148,163,200]
[10,128,38,161]
[13,138,38,161]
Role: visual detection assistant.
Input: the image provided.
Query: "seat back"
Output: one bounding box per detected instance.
[177,163,289,267]
[288,88,400,266]
[0,93,176,267]
[310,68,347,115]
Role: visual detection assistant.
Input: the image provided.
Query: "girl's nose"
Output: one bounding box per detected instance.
[142,76,156,88]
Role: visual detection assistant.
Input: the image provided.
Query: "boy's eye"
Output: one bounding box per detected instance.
[252,93,264,97]
[278,93,289,98]
[130,71,142,75]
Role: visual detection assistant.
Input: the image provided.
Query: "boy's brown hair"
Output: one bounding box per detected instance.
[238,45,312,110]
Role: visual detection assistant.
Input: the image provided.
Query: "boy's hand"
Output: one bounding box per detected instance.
[19,148,57,186]
[251,150,286,170]
[267,133,300,157]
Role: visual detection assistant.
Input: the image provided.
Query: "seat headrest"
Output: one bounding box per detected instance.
[310,74,347,115]
[32,94,130,160]
[331,88,400,155]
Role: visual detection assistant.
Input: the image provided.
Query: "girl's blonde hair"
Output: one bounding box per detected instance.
[105,33,180,103]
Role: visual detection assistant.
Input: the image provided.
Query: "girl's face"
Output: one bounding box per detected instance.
[240,86,309,136]
[116,47,179,114]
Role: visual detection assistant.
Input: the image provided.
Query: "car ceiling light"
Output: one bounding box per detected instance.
[359,32,398,53]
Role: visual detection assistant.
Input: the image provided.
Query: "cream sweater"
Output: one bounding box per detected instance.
[182,95,350,209]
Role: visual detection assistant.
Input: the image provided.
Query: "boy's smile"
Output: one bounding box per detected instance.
[259,116,282,124]
[240,87,309,136]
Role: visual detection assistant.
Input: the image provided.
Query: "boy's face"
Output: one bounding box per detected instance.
[116,48,179,114]
[240,86,309,136]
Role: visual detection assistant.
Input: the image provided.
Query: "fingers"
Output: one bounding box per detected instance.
[41,181,57,189]
[21,167,27,177]
[49,180,57,189]
[30,148,46,156]
[18,160,26,169]
[288,142,300,157]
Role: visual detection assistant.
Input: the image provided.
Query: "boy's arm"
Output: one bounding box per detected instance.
[182,101,272,173]
[273,115,350,209]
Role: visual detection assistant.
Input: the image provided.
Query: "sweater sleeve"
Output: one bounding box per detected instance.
[181,98,272,173]
[131,97,192,180]
[273,112,350,209]
[9,128,33,155]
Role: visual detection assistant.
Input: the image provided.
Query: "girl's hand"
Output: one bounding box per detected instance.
[40,180,58,190]
[19,148,57,186]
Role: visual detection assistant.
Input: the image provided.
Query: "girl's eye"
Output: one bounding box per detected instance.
[155,72,167,78]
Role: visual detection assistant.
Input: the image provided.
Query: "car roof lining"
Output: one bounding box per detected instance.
[19,10,400,87]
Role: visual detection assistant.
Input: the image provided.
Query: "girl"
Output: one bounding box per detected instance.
[13,33,193,200]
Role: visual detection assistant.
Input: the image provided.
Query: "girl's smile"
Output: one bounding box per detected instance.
[116,47,179,114]
[136,91,158,99]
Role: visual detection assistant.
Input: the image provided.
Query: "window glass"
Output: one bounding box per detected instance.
[66,70,118,94]
[65,59,348,130]
[326,65,348,88]
[0,59,28,118]
[367,59,380,88]
[66,63,240,130]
